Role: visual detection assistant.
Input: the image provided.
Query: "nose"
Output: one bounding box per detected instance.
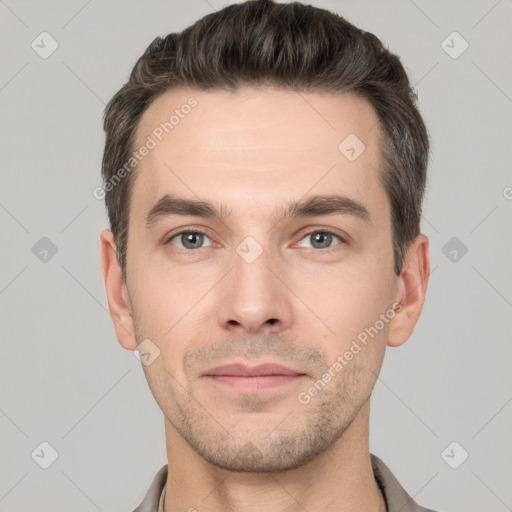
[216,246,293,335]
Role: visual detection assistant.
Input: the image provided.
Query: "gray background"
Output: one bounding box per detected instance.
[1,0,511,511]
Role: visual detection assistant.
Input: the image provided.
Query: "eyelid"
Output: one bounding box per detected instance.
[291,222,349,241]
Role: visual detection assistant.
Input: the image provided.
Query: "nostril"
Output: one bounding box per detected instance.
[225,318,279,328]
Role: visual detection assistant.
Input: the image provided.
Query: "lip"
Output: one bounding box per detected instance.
[203,363,306,392]
[203,363,304,377]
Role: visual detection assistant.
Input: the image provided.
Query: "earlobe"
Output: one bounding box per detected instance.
[99,229,138,351]
[387,234,430,348]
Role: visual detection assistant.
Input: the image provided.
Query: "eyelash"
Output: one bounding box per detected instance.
[164,228,346,254]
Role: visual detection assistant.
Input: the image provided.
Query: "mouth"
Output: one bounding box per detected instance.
[203,363,307,392]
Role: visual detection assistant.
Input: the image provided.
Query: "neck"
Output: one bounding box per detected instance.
[162,402,385,512]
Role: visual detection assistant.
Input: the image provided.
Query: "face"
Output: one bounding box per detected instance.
[110,86,406,472]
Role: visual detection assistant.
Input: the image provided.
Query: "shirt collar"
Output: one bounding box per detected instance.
[134,454,435,512]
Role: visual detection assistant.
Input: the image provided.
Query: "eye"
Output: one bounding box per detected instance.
[296,230,344,250]
[167,230,213,250]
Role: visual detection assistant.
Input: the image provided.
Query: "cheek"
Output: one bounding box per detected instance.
[130,264,214,347]
[292,259,390,344]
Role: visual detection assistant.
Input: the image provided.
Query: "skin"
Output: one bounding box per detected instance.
[100,86,429,512]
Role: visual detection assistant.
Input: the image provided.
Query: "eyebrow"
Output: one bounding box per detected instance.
[144,193,371,228]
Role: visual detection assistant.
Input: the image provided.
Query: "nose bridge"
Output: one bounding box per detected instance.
[216,237,292,333]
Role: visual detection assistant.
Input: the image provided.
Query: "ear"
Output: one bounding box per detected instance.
[387,233,430,348]
[99,228,137,350]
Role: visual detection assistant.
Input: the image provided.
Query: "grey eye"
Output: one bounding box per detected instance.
[296,231,342,250]
[170,231,213,250]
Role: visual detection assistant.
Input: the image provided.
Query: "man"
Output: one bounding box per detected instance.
[99,1,435,510]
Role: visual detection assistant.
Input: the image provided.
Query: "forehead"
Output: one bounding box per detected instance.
[130,86,386,227]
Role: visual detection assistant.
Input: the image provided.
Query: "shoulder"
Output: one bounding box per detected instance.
[371,454,439,512]
[132,465,168,512]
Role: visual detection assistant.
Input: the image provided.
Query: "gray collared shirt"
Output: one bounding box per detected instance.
[132,454,437,512]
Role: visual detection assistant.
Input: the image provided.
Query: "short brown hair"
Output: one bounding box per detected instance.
[102,0,429,280]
